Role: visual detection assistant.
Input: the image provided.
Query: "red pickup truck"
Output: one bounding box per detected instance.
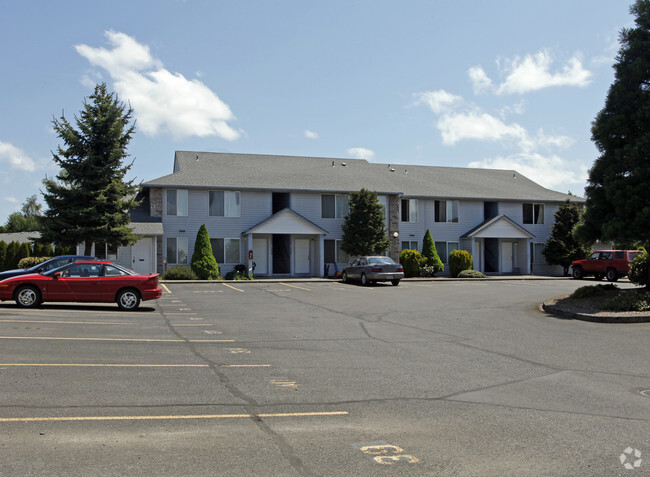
[571,250,643,281]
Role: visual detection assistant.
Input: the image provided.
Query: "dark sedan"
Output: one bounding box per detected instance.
[0,255,95,281]
[341,256,404,286]
[0,260,162,311]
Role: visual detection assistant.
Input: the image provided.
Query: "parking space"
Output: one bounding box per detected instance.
[0,279,648,475]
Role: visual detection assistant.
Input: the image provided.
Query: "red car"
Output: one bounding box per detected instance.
[0,260,162,311]
[571,250,643,282]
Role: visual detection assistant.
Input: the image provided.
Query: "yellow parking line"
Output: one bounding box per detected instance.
[169,323,213,327]
[279,283,311,291]
[161,284,172,294]
[0,320,136,326]
[0,411,349,423]
[0,363,270,368]
[222,283,244,292]
[0,336,234,343]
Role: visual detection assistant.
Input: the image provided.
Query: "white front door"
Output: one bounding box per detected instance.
[501,241,513,274]
[252,238,268,275]
[294,239,310,274]
[132,238,153,275]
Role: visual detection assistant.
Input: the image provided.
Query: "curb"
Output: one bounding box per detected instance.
[541,302,650,324]
[162,276,573,284]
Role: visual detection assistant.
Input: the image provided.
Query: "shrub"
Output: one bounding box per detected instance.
[224,270,253,280]
[629,251,648,287]
[399,249,426,278]
[419,266,438,277]
[164,266,198,280]
[421,229,444,273]
[190,224,220,279]
[570,284,617,299]
[457,269,486,279]
[602,289,650,311]
[448,250,473,278]
[18,257,51,269]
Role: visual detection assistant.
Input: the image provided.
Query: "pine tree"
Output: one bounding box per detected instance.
[341,189,391,256]
[40,83,139,255]
[543,202,591,276]
[421,229,444,273]
[190,224,220,279]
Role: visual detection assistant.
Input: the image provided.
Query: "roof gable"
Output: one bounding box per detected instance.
[243,209,328,235]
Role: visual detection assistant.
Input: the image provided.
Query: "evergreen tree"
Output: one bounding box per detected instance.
[421,229,444,273]
[580,1,650,247]
[543,201,591,276]
[5,241,20,270]
[40,83,139,255]
[0,241,7,271]
[190,224,220,279]
[341,188,390,256]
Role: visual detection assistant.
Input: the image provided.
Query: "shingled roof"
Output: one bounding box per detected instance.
[143,151,582,203]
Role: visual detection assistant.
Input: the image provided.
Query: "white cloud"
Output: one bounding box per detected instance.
[304,129,319,139]
[0,141,36,172]
[468,152,587,192]
[468,66,493,95]
[437,111,528,146]
[346,147,375,160]
[4,196,19,204]
[414,90,462,114]
[496,50,592,95]
[76,31,239,141]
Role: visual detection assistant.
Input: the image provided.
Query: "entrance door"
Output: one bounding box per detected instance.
[252,238,268,275]
[294,238,310,274]
[501,241,513,274]
[132,238,153,275]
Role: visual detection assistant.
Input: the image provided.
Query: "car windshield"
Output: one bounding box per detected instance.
[367,257,395,265]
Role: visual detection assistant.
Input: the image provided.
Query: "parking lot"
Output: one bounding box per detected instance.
[0,279,648,476]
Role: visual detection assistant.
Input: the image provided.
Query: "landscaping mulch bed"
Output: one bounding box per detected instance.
[543,289,650,323]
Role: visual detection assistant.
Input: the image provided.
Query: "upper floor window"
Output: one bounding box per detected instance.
[435,200,459,223]
[209,191,240,217]
[523,203,544,224]
[167,189,188,216]
[401,199,418,222]
[322,194,349,219]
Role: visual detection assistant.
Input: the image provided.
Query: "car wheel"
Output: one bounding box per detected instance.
[605,268,619,282]
[360,273,369,286]
[117,289,141,311]
[572,266,584,279]
[391,279,400,286]
[341,271,348,283]
[594,273,604,281]
[15,285,41,308]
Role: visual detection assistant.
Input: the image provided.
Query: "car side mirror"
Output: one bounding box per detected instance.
[53,272,61,279]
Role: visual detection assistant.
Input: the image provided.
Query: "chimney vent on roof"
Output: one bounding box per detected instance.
[332,161,335,167]
[341,162,347,166]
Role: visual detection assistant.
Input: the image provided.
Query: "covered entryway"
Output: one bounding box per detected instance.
[461,215,534,275]
[242,208,328,277]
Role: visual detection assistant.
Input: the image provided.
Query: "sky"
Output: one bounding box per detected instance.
[0,0,636,224]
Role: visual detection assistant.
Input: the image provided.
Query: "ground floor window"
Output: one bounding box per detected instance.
[532,242,546,264]
[435,241,459,263]
[93,243,118,261]
[401,240,418,251]
[167,237,188,264]
[324,239,349,264]
[211,238,241,264]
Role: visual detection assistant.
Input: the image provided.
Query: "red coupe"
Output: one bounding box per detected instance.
[0,260,162,311]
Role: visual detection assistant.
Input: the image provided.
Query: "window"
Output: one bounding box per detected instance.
[523,203,544,224]
[435,241,459,263]
[94,243,118,261]
[103,264,130,277]
[532,243,547,264]
[167,189,188,216]
[401,199,418,222]
[325,239,349,264]
[435,200,459,223]
[167,237,188,264]
[210,238,241,264]
[377,195,388,222]
[321,194,349,218]
[401,241,418,251]
[61,263,101,278]
[209,191,240,217]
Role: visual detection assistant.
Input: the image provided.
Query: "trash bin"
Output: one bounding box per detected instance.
[234,264,246,275]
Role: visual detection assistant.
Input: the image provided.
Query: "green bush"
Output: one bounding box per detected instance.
[224,270,253,280]
[629,251,648,287]
[18,256,51,269]
[457,269,486,279]
[421,229,444,273]
[419,265,438,277]
[448,250,473,278]
[164,266,198,280]
[602,290,650,311]
[570,284,617,299]
[190,224,220,279]
[399,249,427,278]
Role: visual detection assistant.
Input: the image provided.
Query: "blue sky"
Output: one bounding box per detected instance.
[0,0,635,224]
